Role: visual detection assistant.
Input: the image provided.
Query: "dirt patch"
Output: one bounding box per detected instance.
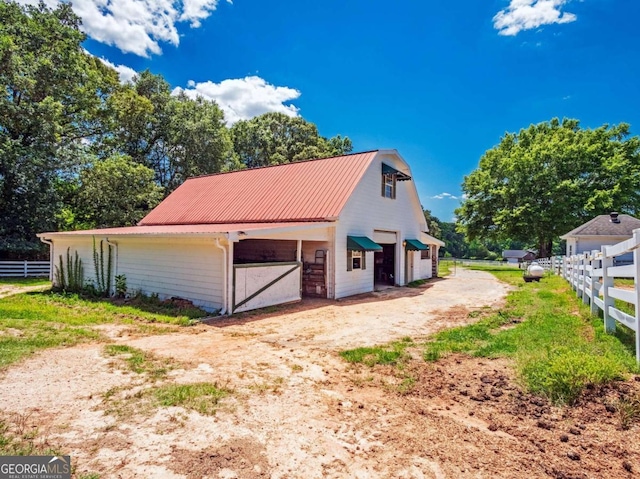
[0,283,49,299]
[9,268,638,477]
[169,438,270,478]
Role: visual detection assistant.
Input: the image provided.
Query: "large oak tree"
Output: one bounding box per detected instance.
[456,118,640,257]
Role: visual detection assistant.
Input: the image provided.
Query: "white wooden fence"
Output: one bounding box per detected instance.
[548,229,640,363]
[0,260,50,278]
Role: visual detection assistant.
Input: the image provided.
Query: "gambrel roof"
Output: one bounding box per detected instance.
[140,151,382,226]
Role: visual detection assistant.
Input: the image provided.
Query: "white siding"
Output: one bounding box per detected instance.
[51,236,224,312]
[418,257,433,280]
[571,236,634,263]
[51,237,98,288]
[334,153,428,298]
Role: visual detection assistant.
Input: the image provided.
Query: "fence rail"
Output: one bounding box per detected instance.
[544,229,640,363]
[0,261,50,278]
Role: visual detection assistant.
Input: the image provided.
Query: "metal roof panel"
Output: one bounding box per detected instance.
[139,152,378,225]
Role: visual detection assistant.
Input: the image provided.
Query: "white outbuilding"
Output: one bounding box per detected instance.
[39,150,444,314]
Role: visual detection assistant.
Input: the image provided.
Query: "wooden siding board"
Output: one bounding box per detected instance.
[51,236,224,312]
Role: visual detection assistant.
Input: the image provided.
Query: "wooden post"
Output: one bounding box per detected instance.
[577,254,584,298]
[582,252,591,305]
[590,250,600,316]
[602,245,616,333]
[23,260,28,278]
[633,230,640,363]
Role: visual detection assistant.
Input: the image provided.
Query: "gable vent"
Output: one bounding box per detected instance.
[610,212,621,224]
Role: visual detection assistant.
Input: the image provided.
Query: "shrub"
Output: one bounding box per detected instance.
[520,349,626,405]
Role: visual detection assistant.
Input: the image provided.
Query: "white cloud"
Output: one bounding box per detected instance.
[181,0,231,28]
[95,56,137,83]
[431,192,460,200]
[493,0,577,36]
[173,76,301,125]
[16,0,230,57]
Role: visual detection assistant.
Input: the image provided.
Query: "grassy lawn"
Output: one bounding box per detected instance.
[342,265,639,405]
[0,291,208,368]
[438,258,455,276]
[0,277,52,287]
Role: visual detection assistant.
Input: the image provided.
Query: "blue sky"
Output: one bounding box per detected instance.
[23,0,640,222]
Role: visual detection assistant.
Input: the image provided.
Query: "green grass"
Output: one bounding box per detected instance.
[0,278,52,287]
[104,345,174,379]
[0,291,207,368]
[406,279,427,288]
[153,382,231,415]
[340,338,412,366]
[423,268,638,405]
[438,259,455,276]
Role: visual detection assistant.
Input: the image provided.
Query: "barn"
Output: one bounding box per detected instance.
[38,150,444,314]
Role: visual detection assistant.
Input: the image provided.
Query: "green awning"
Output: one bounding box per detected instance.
[404,239,429,251]
[382,163,412,181]
[347,236,383,251]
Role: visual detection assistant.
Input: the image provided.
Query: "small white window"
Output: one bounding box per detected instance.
[382,173,396,199]
[347,250,366,271]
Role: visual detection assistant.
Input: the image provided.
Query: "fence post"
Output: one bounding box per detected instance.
[633,230,640,363]
[590,250,600,316]
[582,252,591,305]
[23,260,28,278]
[601,245,616,333]
[576,254,584,298]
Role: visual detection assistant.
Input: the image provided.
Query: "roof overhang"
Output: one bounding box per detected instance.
[560,233,633,240]
[38,222,336,240]
[421,232,445,247]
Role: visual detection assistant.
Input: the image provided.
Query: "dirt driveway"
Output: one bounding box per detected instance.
[9,268,630,479]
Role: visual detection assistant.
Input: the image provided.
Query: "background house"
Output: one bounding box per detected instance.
[560,212,640,262]
[502,250,537,264]
[39,150,442,314]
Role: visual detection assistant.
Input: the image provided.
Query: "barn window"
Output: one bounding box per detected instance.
[347,250,365,270]
[381,163,411,199]
[382,173,396,199]
[346,236,382,271]
[421,248,430,260]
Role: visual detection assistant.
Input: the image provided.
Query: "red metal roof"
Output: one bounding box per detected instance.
[139,151,378,225]
[39,222,332,237]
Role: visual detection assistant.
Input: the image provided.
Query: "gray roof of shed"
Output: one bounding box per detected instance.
[502,250,536,259]
[561,214,640,238]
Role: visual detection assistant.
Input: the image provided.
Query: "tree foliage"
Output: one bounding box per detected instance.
[74,155,163,229]
[0,2,352,257]
[456,118,640,257]
[230,112,353,168]
[423,209,441,238]
[0,0,116,256]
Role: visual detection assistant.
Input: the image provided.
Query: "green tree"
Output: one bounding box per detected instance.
[163,92,233,190]
[230,112,353,168]
[439,222,468,258]
[74,155,163,228]
[423,209,442,238]
[0,1,117,255]
[106,71,232,192]
[456,118,640,257]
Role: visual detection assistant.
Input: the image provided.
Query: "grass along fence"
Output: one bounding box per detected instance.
[0,261,50,278]
[551,229,640,363]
